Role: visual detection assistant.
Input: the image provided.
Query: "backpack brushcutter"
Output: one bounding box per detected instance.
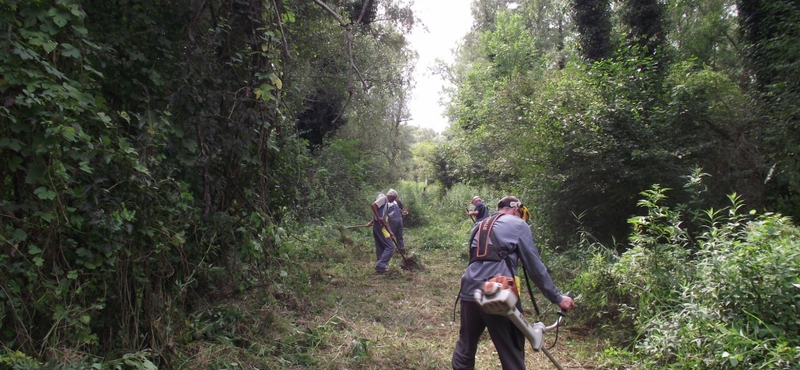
[474,281,571,370]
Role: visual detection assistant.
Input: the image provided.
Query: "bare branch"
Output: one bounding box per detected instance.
[331,88,354,125]
[356,0,370,25]
[312,0,369,91]
[311,0,349,28]
[272,0,292,59]
[347,32,369,91]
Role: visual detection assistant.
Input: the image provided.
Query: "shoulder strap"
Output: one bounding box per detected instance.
[475,213,503,258]
[473,214,542,317]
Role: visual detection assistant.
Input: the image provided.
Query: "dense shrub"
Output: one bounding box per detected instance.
[573,185,800,368]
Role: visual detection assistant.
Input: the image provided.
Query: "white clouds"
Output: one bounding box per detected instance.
[406,1,473,133]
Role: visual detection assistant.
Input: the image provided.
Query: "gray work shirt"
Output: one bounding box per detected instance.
[373,193,389,221]
[458,213,563,304]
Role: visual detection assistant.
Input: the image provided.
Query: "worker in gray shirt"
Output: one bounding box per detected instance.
[367,189,397,274]
[388,197,408,253]
[452,195,575,370]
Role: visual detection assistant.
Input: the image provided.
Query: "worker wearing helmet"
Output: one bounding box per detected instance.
[452,196,575,369]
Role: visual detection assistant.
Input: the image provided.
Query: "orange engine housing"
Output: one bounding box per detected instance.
[485,275,519,297]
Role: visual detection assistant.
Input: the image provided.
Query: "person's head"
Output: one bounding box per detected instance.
[471,196,481,205]
[386,189,398,202]
[497,196,530,223]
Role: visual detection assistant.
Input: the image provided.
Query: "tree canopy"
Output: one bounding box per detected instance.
[437,0,799,247]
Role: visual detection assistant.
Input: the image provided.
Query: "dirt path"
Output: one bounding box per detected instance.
[301,228,599,369]
[176,225,599,369]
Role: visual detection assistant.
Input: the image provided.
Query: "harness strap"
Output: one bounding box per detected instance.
[465,212,542,318]
[475,214,503,258]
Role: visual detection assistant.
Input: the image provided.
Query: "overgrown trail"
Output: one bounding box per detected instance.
[178,224,599,369]
[288,227,597,368]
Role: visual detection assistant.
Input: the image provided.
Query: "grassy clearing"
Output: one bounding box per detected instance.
[175,220,604,369]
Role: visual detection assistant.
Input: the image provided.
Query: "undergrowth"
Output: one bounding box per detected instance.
[6,180,796,369]
[570,186,800,369]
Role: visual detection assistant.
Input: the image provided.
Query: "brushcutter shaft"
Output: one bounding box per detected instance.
[541,347,565,370]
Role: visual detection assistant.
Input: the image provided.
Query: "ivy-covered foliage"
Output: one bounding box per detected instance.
[0,0,415,364]
[438,0,789,247]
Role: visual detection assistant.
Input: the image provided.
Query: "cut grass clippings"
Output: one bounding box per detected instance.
[175,225,601,369]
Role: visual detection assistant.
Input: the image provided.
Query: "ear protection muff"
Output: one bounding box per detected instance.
[507,201,530,223]
[519,205,530,223]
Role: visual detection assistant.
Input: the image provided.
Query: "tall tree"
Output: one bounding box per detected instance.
[572,0,613,61]
[0,0,417,362]
[739,0,800,219]
[669,0,740,72]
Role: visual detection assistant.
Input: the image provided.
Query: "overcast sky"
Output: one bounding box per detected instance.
[406,1,473,134]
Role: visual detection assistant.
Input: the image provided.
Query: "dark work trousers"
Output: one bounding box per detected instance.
[452,300,527,370]
[372,222,395,272]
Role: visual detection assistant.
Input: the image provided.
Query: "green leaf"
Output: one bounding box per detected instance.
[43,42,58,53]
[72,25,88,36]
[28,245,42,254]
[269,73,282,90]
[149,70,164,86]
[34,187,56,200]
[53,13,68,28]
[119,137,136,154]
[79,161,93,173]
[37,211,55,222]
[0,138,24,152]
[133,161,150,174]
[182,138,197,153]
[97,112,112,125]
[170,233,185,247]
[250,212,264,227]
[60,43,80,58]
[62,126,76,141]
[7,156,23,171]
[67,270,78,279]
[12,228,28,242]
[8,140,21,151]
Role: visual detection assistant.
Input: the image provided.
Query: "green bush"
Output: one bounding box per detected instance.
[639,211,800,368]
[575,185,800,368]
